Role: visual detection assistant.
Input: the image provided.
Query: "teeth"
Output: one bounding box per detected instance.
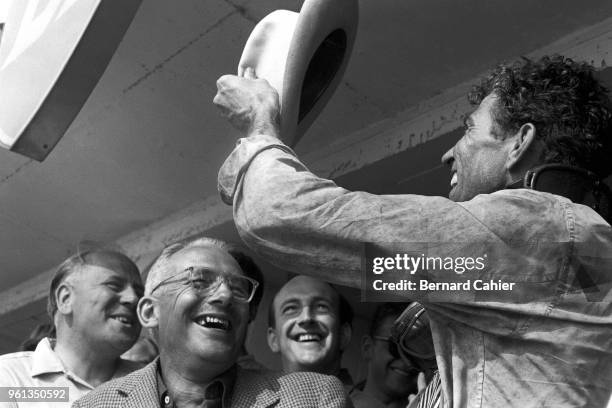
[196,315,230,331]
[112,316,132,325]
[297,333,321,342]
[450,173,458,187]
[206,316,227,325]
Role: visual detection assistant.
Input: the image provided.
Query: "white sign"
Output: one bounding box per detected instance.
[0,0,141,160]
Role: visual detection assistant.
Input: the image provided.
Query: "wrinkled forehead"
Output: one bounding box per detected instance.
[275,276,339,309]
[471,93,499,120]
[68,252,142,292]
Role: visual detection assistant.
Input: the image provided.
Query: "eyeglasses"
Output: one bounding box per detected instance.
[373,336,420,374]
[374,334,435,360]
[374,335,428,372]
[373,335,402,359]
[150,266,259,303]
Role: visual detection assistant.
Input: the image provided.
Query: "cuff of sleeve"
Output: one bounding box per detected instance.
[218,134,296,205]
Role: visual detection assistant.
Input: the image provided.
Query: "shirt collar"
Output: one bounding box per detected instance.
[29,337,136,389]
[30,337,67,377]
[156,360,237,408]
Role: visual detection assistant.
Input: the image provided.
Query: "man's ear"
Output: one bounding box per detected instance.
[137,297,159,329]
[267,327,280,353]
[340,322,352,351]
[56,283,73,315]
[361,335,373,361]
[506,123,539,172]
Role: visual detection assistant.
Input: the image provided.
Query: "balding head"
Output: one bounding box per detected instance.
[48,248,143,356]
[267,275,352,375]
[269,276,352,328]
[47,249,140,321]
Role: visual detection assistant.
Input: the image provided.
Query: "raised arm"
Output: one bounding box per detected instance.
[214,70,498,291]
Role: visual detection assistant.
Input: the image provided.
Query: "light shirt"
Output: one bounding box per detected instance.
[0,337,139,408]
[218,134,612,408]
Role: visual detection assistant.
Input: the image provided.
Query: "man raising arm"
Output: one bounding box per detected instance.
[214,57,612,407]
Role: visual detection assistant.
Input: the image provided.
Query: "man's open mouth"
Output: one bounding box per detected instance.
[110,314,135,326]
[194,315,232,331]
[294,333,322,342]
[390,366,416,377]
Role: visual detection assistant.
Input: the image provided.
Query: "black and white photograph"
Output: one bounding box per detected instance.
[0,0,611,407]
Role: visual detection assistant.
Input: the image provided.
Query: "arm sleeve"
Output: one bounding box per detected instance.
[218,134,570,320]
[219,134,506,276]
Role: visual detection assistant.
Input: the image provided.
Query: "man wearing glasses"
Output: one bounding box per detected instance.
[73,237,349,408]
[351,303,423,408]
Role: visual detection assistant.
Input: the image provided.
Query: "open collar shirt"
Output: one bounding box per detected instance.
[218,134,612,408]
[156,361,236,408]
[0,337,139,408]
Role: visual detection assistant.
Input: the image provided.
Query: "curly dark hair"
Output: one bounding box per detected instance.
[469,55,612,177]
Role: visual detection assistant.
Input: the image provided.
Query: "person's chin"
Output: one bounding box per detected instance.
[106,335,139,354]
[189,336,235,359]
[292,341,328,360]
[448,185,462,201]
[294,351,327,368]
[386,371,417,393]
[185,344,232,363]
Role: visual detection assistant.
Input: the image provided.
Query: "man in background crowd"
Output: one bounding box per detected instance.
[350,303,419,408]
[0,249,143,407]
[74,238,349,407]
[267,275,354,390]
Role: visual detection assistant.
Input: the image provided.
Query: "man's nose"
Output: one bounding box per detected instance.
[120,284,140,307]
[441,145,455,166]
[297,306,316,324]
[207,280,234,305]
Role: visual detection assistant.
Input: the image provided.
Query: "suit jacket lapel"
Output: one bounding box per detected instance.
[231,368,280,408]
[110,362,282,408]
[118,358,161,408]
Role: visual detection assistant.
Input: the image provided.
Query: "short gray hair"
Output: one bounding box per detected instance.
[145,237,231,295]
[145,237,264,320]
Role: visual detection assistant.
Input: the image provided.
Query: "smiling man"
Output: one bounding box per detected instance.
[267,276,353,388]
[0,249,143,407]
[73,237,349,408]
[214,56,612,407]
[350,303,420,408]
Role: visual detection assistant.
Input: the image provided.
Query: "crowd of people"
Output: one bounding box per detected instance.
[0,242,427,408]
[1,54,611,407]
